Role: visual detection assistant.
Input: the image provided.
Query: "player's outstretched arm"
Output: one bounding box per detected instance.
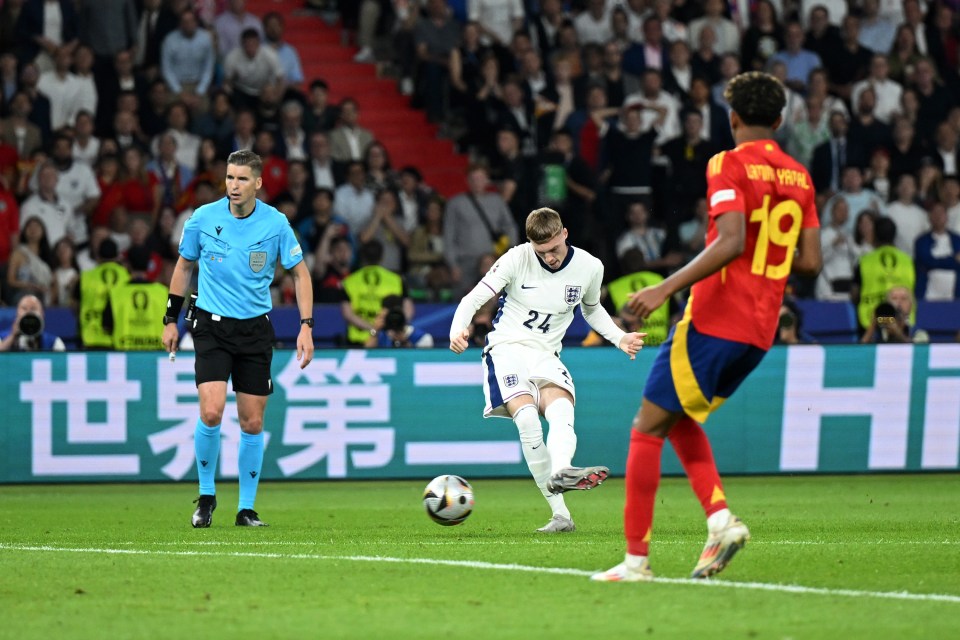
[162,256,196,354]
[629,211,746,318]
[449,281,496,354]
[792,227,823,277]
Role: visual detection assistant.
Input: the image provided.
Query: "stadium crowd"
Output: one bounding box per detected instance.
[1,0,959,350]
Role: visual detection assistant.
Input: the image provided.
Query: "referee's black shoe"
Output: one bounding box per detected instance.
[236,509,269,527]
[192,495,217,528]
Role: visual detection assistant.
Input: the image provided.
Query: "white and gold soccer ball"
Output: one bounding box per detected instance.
[422,475,474,526]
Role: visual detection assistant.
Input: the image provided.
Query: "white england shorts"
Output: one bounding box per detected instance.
[481,344,576,418]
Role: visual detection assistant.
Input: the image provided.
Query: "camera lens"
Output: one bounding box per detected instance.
[18,312,43,337]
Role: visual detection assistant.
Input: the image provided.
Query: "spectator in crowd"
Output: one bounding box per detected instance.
[827,14,872,102]
[691,25,721,86]
[912,57,952,149]
[684,75,733,149]
[192,90,234,144]
[787,95,828,169]
[90,153,125,230]
[803,4,842,70]
[854,216,914,331]
[740,0,783,72]
[811,111,865,195]
[914,202,960,301]
[333,161,375,236]
[689,0,739,55]
[160,10,216,113]
[886,172,930,258]
[17,62,52,144]
[537,128,596,245]
[397,165,428,228]
[414,0,462,125]
[223,28,284,111]
[888,115,925,186]
[529,0,567,58]
[492,126,537,232]
[614,200,680,274]
[1,91,44,160]
[443,163,518,296]
[132,0,179,80]
[329,98,374,163]
[574,0,612,46]
[304,130,340,193]
[303,79,340,133]
[339,238,412,347]
[120,145,161,221]
[0,178,19,265]
[927,3,959,80]
[663,40,694,100]
[6,216,53,305]
[365,294,434,348]
[769,21,821,94]
[275,100,307,162]
[930,122,960,179]
[153,101,201,172]
[622,16,668,80]
[36,47,87,131]
[887,23,924,86]
[851,54,903,125]
[495,76,537,158]
[406,195,451,301]
[20,160,76,247]
[859,0,897,55]
[225,108,257,153]
[313,233,352,304]
[363,141,398,193]
[297,187,342,253]
[848,86,893,162]
[601,102,662,241]
[816,196,858,301]
[710,52,740,109]
[148,132,193,212]
[0,293,65,351]
[15,0,79,71]
[625,69,680,145]
[49,235,79,308]
[358,188,411,274]
[660,108,713,226]
[71,110,99,167]
[263,12,304,91]
[124,216,163,283]
[214,0,264,59]
[853,209,880,260]
[822,166,885,233]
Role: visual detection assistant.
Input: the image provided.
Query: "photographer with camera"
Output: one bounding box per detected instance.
[775,298,815,346]
[364,294,434,348]
[0,294,66,352]
[860,287,930,344]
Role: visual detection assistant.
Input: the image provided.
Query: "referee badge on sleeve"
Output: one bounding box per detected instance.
[249,251,268,272]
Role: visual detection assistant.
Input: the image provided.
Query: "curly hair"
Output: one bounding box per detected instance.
[724,72,786,128]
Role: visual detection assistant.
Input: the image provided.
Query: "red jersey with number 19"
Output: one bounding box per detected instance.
[689,140,818,350]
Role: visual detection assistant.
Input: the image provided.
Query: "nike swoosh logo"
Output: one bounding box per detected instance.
[532,443,542,449]
[521,284,537,289]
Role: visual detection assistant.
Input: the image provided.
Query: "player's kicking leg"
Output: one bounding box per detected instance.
[539,386,609,495]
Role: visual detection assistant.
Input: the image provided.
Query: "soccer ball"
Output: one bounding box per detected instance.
[422,475,474,526]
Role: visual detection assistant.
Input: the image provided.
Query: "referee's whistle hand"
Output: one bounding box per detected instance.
[162,324,179,354]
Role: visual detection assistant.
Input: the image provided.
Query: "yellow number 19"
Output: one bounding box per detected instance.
[749,195,803,280]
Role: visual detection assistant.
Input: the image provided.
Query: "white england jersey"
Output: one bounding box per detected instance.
[480,244,604,354]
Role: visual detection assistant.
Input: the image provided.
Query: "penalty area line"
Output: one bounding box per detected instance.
[0,543,958,605]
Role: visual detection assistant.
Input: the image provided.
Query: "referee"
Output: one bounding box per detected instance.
[162,149,315,528]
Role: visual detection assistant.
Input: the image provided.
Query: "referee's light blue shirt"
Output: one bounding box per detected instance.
[179,197,304,319]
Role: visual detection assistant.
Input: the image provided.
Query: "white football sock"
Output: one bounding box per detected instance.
[514,404,568,518]
[707,508,732,534]
[544,397,576,473]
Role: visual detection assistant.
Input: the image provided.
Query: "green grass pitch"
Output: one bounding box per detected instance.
[1,474,959,639]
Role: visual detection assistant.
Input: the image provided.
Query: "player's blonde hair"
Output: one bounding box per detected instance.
[526,207,563,244]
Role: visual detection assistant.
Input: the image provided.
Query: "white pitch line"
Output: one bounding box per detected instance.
[93,539,960,547]
[1,543,958,604]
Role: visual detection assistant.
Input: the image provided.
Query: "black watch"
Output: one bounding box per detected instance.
[163,315,178,325]
[300,318,314,328]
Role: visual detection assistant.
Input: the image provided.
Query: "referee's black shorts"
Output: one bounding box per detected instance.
[192,308,275,396]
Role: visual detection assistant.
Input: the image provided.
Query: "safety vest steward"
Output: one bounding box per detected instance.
[857,245,916,329]
[109,281,169,350]
[342,265,404,344]
[607,271,669,346]
[80,262,131,348]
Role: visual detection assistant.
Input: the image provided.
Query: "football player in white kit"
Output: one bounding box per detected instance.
[450,208,647,532]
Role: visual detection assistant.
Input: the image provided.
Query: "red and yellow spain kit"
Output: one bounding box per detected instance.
[690,140,819,350]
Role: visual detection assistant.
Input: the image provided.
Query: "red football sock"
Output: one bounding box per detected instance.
[668,417,728,517]
[624,429,664,557]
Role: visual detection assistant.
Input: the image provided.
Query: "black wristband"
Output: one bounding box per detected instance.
[166,294,185,320]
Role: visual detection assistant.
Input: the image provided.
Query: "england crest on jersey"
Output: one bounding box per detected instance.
[503,374,519,388]
[564,285,582,305]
